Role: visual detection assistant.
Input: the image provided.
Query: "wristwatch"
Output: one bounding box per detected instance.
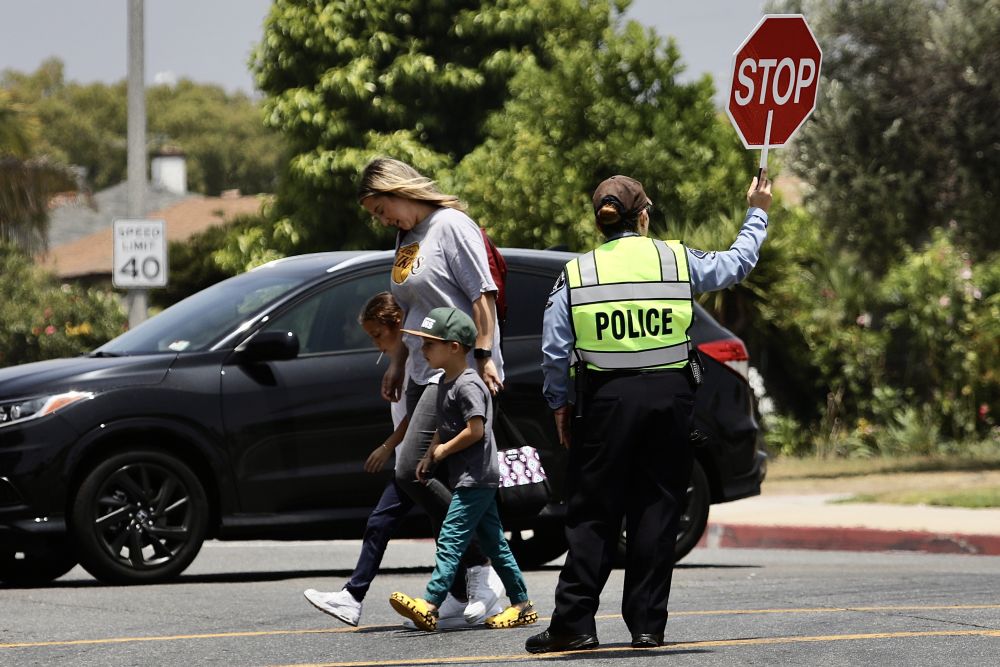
[474,348,492,359]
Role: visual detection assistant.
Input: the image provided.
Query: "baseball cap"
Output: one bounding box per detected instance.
[591,175,651,221]
[402,306,477,348]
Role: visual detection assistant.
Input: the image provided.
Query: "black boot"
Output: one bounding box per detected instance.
[525,629,599,654]
[631,633,664,648]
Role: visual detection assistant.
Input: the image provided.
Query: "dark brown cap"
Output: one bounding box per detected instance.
[591,175,651,222]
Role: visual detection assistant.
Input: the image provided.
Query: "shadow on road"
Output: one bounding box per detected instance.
[5,566,435,589]
[6,562,760,590]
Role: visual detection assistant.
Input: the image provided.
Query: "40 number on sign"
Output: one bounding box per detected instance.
[118,256,163,282]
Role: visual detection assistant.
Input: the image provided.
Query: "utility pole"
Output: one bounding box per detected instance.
[125,0,148,327]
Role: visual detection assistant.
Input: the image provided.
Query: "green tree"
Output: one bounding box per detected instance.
[249,0,632,263]
[2,59,284,196]
[147,81,284,195]
[4,59,129,192]
[0,87,79,254]
[454,17,754,251]
[771,0,1000,269]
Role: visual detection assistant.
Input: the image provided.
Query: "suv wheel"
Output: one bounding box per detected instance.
[617,458,711,564]
[70,449,209,584]
[673,459,711,562]
[0,549,78,587]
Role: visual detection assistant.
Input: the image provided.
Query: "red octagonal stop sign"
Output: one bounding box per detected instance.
[726,15,822,149]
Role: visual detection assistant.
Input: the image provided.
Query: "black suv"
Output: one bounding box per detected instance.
[0,249,765,585]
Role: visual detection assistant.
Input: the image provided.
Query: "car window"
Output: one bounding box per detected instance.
[97,272,310,354]
[504,269,558,338]
[263,271,388,354]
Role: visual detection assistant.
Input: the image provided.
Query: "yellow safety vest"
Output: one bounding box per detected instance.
[565,236,693,372]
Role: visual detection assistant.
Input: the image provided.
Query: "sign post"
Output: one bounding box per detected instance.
[726,14,823,175]
[125,0,149,326]
[113,219,168,290]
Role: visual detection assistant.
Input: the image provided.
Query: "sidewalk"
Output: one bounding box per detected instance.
[702,493,1000,556]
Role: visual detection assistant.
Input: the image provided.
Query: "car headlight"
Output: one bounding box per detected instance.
[0,391,94,428]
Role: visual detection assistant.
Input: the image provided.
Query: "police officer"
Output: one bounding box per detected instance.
[525,171,772,654]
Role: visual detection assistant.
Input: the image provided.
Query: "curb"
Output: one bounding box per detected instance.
[699,523,1000,556]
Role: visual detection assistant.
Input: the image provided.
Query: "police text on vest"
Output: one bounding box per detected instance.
[595,308,673,340]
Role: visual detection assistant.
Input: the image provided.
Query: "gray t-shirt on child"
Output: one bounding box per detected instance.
[390,207,504,385]
[436,368,498,489]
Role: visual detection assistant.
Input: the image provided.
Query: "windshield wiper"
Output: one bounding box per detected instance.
[89,350,124,358]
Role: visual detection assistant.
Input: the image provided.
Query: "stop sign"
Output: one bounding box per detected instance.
[726,15,822,149]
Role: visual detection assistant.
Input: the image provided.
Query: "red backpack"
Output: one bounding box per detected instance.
[480,228,508,334]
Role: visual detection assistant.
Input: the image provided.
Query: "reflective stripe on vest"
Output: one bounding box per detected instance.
[566,236,693,372]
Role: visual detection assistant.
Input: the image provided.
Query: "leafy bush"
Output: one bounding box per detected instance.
[879,228,1000,439]
[758,223,999,457]
[0,243,126,368]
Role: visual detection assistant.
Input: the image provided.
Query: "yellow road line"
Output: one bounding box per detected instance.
[671,603,1000,616]
[2,604,998,651]
[268,629,1000,667]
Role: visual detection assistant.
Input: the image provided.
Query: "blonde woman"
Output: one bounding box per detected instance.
[357,157,506,625]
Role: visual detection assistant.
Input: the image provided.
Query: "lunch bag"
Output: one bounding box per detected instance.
[495,408,550,522]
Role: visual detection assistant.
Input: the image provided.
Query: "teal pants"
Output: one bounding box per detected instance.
[425,486,529,607]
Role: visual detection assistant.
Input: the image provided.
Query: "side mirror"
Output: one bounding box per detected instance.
[238,331,299,362]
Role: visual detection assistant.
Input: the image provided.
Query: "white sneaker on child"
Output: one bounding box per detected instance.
[401,593,468,629]
[303,588,362,627]
[464,565,505,624]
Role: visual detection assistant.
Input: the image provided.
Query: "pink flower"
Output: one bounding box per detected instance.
[938,295,951,307]
[980,404,991,421]
[44,325,56,335]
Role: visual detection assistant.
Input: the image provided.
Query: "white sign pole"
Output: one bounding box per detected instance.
[756,108,773,187]
[759,109,773,171]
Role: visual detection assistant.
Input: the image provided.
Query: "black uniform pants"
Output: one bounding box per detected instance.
[550,370,694,637]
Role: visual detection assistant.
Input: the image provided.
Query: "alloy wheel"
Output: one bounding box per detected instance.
[90,462,194,571]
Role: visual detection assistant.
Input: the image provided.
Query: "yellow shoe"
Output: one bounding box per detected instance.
[485,602,539,629]
[389,592,438,631]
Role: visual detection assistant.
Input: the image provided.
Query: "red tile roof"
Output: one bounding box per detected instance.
[38,194,266,278]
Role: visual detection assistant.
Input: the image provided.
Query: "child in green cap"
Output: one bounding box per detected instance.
[389,306,536,631]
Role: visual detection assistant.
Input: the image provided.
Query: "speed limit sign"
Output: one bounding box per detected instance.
[112,219,168,288]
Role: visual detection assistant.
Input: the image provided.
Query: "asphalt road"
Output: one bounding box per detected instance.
[2,540,999,666]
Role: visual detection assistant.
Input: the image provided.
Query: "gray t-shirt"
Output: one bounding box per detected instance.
[436,368,498,489]
[390,207,504,385]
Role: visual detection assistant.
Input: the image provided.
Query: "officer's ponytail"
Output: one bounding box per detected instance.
[596,203,639,238]
[596,203,622,226]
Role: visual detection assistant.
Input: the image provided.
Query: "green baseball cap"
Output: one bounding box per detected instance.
[402,306,477,347]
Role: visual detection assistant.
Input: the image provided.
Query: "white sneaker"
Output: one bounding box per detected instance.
[402,593,468,629]
[303,588,362,627]
[464,565,505,624]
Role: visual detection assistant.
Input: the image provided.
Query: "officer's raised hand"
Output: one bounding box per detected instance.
[748,168,772,212]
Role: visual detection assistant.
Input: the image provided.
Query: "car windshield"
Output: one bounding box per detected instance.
[95,265,321,355]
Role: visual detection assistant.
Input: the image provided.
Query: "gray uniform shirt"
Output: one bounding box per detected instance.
[391,207,504,385]
[435,368,498,489]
